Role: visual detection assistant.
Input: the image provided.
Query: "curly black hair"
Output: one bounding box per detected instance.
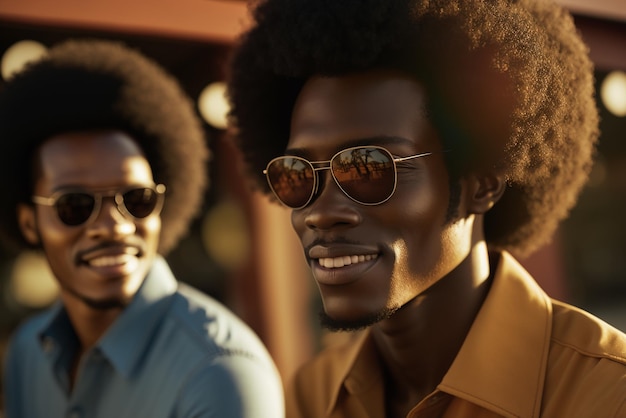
[0,39,209,255]
[227,0,599,256]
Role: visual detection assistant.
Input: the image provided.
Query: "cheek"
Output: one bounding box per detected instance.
[386,178,453,270]
[291,210,305,237]
[36,211,81,247]
[397,210,474,285]
[389,173,450,232]
[140,216,162,244]
[35,218,82,280]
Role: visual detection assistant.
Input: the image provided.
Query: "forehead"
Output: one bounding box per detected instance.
[35,130,154,189]
[289,70,441,153]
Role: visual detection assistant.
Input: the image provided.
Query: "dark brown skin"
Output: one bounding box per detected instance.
[288,70,506,416]
[17,130,162,389]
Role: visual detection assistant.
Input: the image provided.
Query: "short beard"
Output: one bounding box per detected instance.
[318,306,400,332]
[79,296,126,310]
[60,282,128,310]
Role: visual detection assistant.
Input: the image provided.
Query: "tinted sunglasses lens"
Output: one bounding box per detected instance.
[122,188,159,218]
[331,147,396,204]
[266,157,315,208]
[55,193,96,226]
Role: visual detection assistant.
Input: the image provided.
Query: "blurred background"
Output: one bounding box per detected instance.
[0,0,625,412]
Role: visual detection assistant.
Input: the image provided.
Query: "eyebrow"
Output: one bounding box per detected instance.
[284,135,414,156]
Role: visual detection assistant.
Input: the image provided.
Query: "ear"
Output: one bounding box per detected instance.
[465,172,507,215]
[17,203,40,245]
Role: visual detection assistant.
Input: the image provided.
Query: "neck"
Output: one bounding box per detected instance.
[60,291,123,389]
[61,291,123,355]
[371,241,494,414]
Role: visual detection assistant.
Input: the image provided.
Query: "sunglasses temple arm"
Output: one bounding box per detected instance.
[31,196,55,206]
[393,152,434,163]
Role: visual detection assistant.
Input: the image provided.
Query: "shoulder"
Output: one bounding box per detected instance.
[154,284,285,416]
[168,285,285,417]
[6,307,56,352]
[543,300,626,415]
[166,283,271,358]
[3,308,56,405]
[175,353,285,418]
[550,299,626,363]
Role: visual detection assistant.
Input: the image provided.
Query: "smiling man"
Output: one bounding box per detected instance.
[227,0,626,417]
[0,39,284,418]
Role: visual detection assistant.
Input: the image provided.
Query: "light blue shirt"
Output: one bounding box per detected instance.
[3,256,284,418]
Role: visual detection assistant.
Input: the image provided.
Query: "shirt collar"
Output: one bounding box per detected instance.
[96,255,178,378]
[324,330,379,416]
[325,252,553,418]
[439,251,552,418]
[38,301,78,389]
[35,256,177,379]
[38,301,72,344]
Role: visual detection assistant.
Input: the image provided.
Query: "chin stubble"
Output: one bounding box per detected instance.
[60,281,129,310]
[318,306,400,332]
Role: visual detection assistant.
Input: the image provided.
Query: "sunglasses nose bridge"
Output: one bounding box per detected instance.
[91,193,131,225]
[311,164,355,206]
[313,163,334,190]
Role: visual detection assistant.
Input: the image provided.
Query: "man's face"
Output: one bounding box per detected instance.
[18,130,161,310]
[289,70,476,330]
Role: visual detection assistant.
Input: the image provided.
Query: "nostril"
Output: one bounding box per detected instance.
[303,199,362,231]
[305,218,356,231]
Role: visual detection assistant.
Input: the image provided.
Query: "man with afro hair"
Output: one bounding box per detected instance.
[227,0,626,416]
[1,39,284,418]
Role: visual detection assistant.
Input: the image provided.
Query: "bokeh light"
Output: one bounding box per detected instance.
[197,81,230,129]
[9,251,58,309]
[1,40,48,81]
[600,71,626,117]
[201,199,250,271]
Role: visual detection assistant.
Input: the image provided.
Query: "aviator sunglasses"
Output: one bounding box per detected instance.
[32,184,166,226]
[264,145,434,209]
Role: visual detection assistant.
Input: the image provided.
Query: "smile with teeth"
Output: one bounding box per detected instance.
[318,254,378,269]
[87,253,138,267]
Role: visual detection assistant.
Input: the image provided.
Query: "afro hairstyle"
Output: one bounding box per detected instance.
[227,0,599,256]
[0,39,209,255]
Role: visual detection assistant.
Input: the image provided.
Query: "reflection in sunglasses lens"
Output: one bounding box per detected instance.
[268,157,315,208]
[332,148,395,204]
[266,147,398,208]
[266,146,435,208]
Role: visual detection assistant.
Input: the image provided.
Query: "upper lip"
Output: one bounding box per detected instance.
[308,243,380,261]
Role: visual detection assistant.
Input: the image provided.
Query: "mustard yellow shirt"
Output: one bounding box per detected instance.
[286,252,626,418]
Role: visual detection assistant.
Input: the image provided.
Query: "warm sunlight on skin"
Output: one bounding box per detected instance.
[24,131,161,311]
[289,71,498,332]
[387,214,479,310]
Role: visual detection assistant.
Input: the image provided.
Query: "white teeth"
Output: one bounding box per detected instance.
[318,254,378,269]
[88,254,135,267]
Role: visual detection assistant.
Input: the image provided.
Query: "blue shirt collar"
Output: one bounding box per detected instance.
[97,256,178,378]
[38,256,178,379]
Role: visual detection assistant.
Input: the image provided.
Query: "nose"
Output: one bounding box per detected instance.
[302,171,361,231]
[86,198,136,238]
